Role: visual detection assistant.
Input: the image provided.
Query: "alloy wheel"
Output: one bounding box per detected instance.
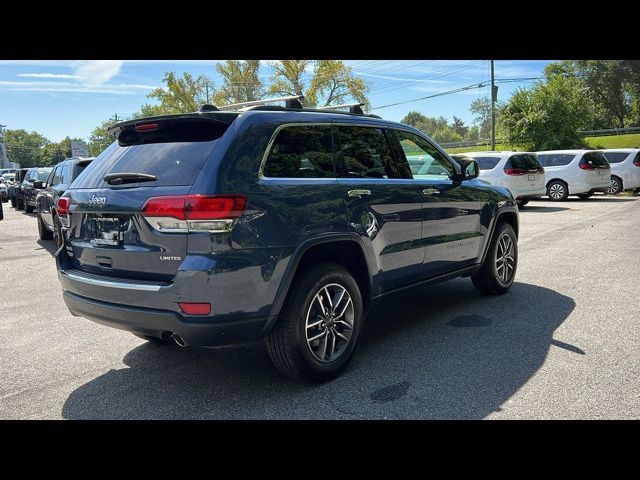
[549,183,564,199]
[495,233,515,283]
[305,283,355,363]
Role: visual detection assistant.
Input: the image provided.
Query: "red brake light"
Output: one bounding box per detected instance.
[56,197,70,215]
[134,123,158,132]
[178,302,211,315]
[503,168,525,175]
[141,195,247,220]
[633,159,640,167]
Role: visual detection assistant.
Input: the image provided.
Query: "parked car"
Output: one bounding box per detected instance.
[36,157,94,246]
[0,178,8,202]
[597,148,640,195]
[21,167,53,213]
[536,150,611,201]
[55,101,519,382]
[450,151,545,207]
[9,168,29,209]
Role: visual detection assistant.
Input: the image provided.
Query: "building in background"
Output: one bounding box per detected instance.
[0,125,21,169]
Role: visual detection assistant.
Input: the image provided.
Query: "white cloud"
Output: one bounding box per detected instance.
[18,73,78,79]
[0,80,156,95]
[71,60,123,86]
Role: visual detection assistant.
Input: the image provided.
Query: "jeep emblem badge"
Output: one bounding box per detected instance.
[88,195,107,207]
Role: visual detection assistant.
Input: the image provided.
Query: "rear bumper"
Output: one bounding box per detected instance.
[63,290,271,347]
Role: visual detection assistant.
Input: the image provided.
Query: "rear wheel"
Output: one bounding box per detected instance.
[25,203,33,213]
[16,197,24,210]
[37,213,53,240]
[10,196,16,208]
[266,262,363,382]
[547,181,568,201]
[472,222,517,295]
[608,176,622,195]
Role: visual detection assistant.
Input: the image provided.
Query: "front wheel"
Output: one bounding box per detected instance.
[25,203,34,213]
[266,262,363,382]
[472,222,518,295]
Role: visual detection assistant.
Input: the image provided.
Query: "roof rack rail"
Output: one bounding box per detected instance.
[316,103,365,114]
[199,104,219,112]
[218,95,304,111]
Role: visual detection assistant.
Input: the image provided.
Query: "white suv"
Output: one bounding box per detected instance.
[597,149,640,194]
[451,151,545,206]
[536,150,610,201]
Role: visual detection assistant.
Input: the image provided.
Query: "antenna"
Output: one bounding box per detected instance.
[218,95,304,111]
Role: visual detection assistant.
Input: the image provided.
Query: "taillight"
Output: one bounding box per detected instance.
[141,194,247,233]
[633,159,640,167]
[504,168,526,175]
[134,123,158,132]
[56,197,70,215]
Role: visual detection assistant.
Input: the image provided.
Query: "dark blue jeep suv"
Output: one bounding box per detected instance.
[55,99,519,381]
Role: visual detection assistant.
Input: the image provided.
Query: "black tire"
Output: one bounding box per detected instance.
[577,193,592,200]
[517,199,529,208]
[547,180,568,201]
[10,197,16,208]
[608,176,623,195]
[16,197,24,210]
[266,261,363,382]
[53,214,63,249]
[37,212,53,240]
[471,222,518,295]
[25,203,33,213]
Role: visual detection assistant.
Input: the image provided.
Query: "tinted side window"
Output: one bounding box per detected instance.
[52,166,65,185]
[337,126,401,179]
[394,130,455,179]
[602,152,629,164]
[454,156,501,170]
[263,125,334,178]
[538,154,575,167]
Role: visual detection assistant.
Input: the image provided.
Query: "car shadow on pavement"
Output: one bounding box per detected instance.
[520,205,570,213]
[62,279,575,419]
[36,239,58,256]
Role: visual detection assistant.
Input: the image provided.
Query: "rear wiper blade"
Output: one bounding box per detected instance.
[104,172,158,185]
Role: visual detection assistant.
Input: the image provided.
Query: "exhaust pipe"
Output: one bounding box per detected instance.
[171,333,188,348]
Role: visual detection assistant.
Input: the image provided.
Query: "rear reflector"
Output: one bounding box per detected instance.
[141,194,247,233]
[179,302,211,315]
[56,197,70,215]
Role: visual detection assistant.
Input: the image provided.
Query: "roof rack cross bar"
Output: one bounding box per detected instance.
[218,95,304,111]
[316,102,365,114]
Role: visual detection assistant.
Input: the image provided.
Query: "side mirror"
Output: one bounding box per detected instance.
[33,180,44,189]
[455,158,480,181]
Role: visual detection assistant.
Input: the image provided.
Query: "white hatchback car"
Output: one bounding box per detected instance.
[451,151,546,206]
[536,150,611,201]
[597,149,640,194]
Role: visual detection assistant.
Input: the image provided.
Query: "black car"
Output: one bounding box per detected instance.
[21,167,53,213]
[36,157,93,246]
[55,97,519,382]
[9,168,29,209]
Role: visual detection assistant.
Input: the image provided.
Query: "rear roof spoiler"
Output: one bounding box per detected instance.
[107,112,240,137]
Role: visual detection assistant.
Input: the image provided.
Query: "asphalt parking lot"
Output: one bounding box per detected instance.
[1,196,639,419]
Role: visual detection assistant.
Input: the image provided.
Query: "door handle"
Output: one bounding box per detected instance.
[422,188,440,195]
[347,189,372,198]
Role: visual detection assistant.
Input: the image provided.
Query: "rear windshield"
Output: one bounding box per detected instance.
[473,156,501,170]
[580,152,609,167]
[602,152,630,164]
[27,168,53,182]
[537,153,575,167]
[71,161,91,181]
[506,154,541,171]
[71,140,219,188]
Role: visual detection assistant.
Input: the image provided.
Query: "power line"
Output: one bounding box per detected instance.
[370,81,491,111]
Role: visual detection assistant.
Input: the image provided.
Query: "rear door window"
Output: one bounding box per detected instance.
[263,125,334,178]
[537,153,575,167]
[454,156,501,171]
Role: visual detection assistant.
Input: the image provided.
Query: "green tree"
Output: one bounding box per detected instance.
[3,129,49,168]
[452,116,468,137]
[88,120,116,156]
[500,75,593,150]
[306,60,370,109]
[469,97,494,139]
[146,71,216,114]
[266,60,370,109]
[213,60,263,105]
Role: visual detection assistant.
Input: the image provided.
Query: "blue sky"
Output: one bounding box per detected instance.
[0,60,551,143]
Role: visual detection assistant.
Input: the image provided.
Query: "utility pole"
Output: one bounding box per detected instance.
[205,84,210,104]
[490,60,496,150]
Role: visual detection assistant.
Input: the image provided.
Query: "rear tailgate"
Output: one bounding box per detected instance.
[580,152,611,187]
[61,116,232,283]
[504,154,545,192]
